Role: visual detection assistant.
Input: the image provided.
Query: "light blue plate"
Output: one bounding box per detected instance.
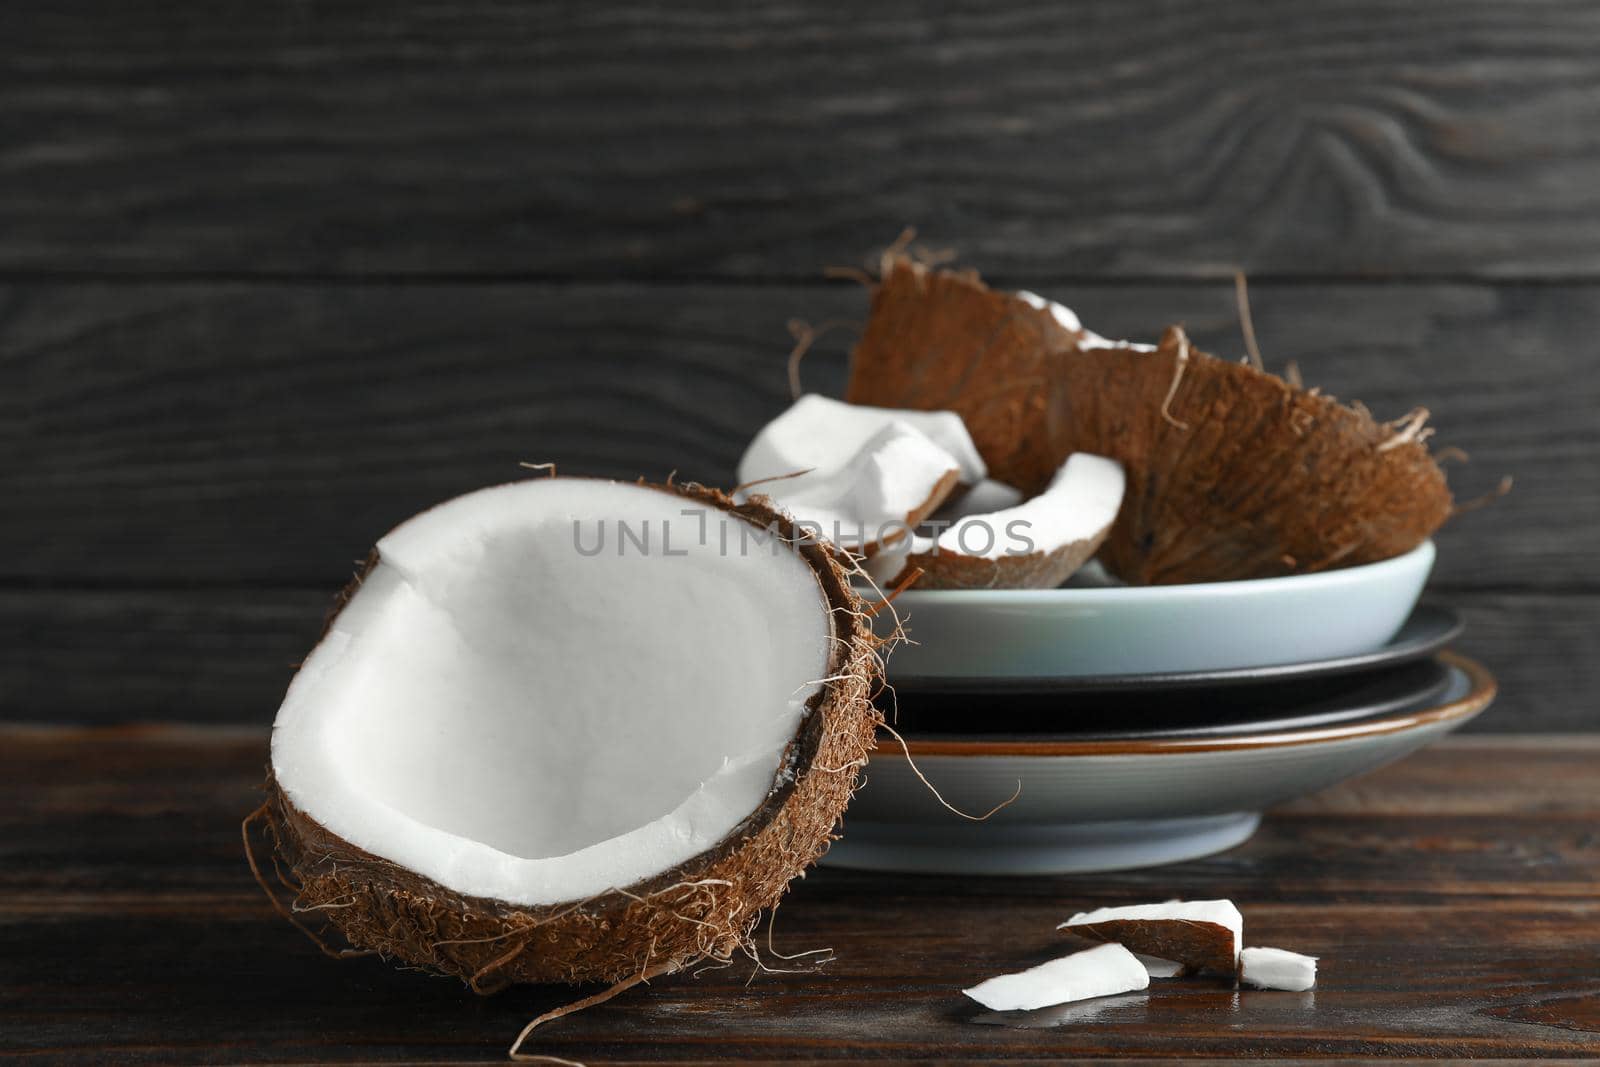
[867,541,1435,680]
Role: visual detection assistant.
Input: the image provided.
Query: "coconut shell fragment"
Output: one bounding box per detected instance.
[846,256,1079,494]
[867,453,1124,590]
[1060,899,1243,976]
[846,255,1455,584]
[252,480,882,991]
[1046,326,1453,584]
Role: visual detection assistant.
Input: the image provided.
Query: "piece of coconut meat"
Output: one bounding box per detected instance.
[743,421,961,555]
[1240,947,1318,991]
[738,393,986,487]
[868,453,1124,589]
[964,943,1150,1012]
[1060,899,1243,975]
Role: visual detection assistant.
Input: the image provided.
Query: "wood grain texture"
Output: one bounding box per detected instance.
[1,280,1582,589]
[0,588,1590,730]
[3,1,1600,279]
[1,727,1597,1063]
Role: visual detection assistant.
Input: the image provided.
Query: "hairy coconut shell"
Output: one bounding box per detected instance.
[845,258,1078,494]
[847,256,1454,584]
[256,481,881,991]
[884,523,1110,591]
[1063,916,1236,976]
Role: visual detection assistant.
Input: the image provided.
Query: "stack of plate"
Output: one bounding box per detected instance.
[826,541,1496,875]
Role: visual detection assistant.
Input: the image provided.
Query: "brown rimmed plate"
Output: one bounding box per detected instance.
[884,657,1455,740]
[885,603,1462,696]
[824,653,1496,875]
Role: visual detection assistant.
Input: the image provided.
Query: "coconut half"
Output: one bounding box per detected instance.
[738,393,986,488]
[740,421,961,556]
[258,478,880,990]
[866,453,1124,590]
[846,255,1454,584]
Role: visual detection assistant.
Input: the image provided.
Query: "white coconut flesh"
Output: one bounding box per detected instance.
[964,943,1150,1012]
[737,393,987,487]
[270,479,834,908]
[745,421,961,553]
[866,453,1125,585]
[1239,947,1318,991]
[1014,290,1157,353]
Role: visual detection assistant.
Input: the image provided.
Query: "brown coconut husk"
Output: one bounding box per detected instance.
[888,522,1110,590]
[249,481,882,992]
[845,257,1078,494]
[847,255,1454,584]
[866,465,961,558]
[1064,916,1237,976]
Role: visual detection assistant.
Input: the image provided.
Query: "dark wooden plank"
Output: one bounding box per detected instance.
[0,589,325,727]
[0,585,1590,729]
[1,280,1587,589]
[4,1,1600,279]
[1,728,1597,1063]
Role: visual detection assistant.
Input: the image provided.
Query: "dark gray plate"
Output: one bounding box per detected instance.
[886,656,1456,741]
[887,602,1462,696]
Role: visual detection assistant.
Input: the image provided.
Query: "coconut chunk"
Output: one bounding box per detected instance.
[964,943,1150,1012]
[1060,899,1243,975]
[747,421,961,554]
[868,452,1124,589]
[261,478,881,989]
[738,393,986,487]
[1240,947,1318,991]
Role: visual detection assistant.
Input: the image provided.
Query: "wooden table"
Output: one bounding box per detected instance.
[4,727,1597,1064]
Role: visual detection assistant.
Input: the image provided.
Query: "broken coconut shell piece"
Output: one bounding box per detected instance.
[1239,947,1318,991]
[739,421,961,556]
[964,943,1150,1012]
[866,452,1124,590]
[1044,325,1453,584]
[846,255,1454,584]
[1060,899,1243,976]
[255,477,881,990]
[738,393,986,488]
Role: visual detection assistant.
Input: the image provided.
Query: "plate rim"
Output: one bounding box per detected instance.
[886,602,1463,694]
[865,539,1436,606]
[890,657,1456,744]
[875,651,1495,758]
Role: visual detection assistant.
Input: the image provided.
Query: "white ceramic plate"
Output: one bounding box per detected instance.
[867,541,1435,679]
[823,651,1494,875]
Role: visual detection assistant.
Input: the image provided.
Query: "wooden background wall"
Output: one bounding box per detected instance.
[3,2,1595,729]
